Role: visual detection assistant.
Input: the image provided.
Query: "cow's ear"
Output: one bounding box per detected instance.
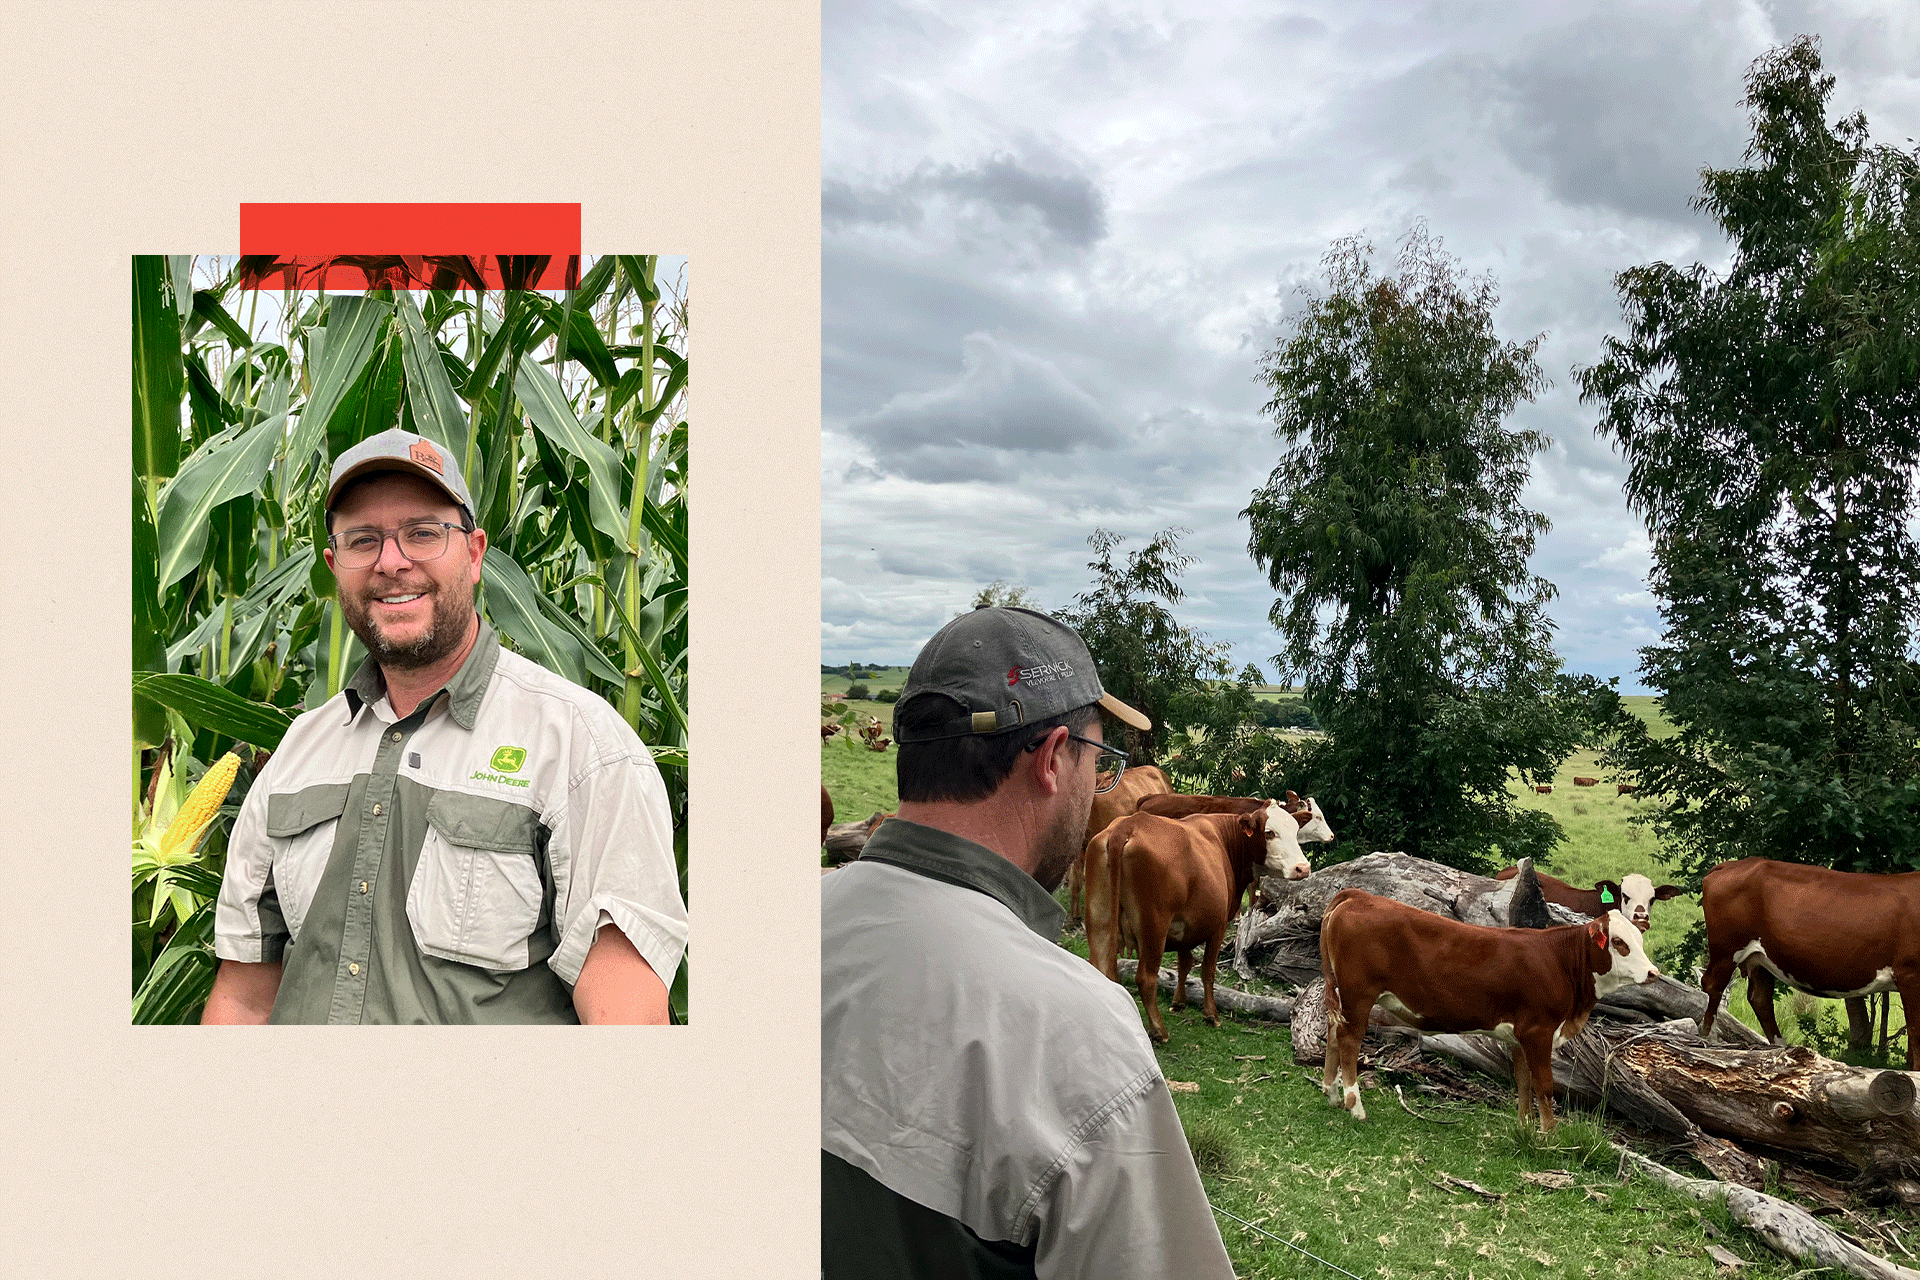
[1595,880,1622,908]
[1286,789,1302,806]
[1587,918,1609,950]
[1242,812,1261,836]
[1654,885,1683,901]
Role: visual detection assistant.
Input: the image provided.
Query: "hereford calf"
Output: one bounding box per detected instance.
[1493,867,1683,933]
[1320,889,1658,1130]
[1136,790,1335,844]
[1700,857,1920,1069]
[1087,805,1309,1043]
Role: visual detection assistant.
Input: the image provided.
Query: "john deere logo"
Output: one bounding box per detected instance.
[489,746,527,773]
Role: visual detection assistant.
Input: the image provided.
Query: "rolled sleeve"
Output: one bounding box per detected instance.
[213,774,288,964]
[1034,1078,1235,1280]
[544,750,687,988]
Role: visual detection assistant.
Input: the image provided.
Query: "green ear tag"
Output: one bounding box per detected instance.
[1600,887,1615,904]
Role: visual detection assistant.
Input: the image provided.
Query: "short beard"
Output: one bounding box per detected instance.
[1031,779,1095,893]
[340,580,474,672]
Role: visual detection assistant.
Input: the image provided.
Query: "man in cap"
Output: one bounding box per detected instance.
[820,606,1235,1278]
[203,428,686,1024]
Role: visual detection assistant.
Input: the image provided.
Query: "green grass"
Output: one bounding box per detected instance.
[821,665,910,697]
[821,697,901,833]
[1054,932,1810,1279]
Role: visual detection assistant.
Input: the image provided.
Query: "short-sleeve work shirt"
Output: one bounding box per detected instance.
[214,620,687,1024]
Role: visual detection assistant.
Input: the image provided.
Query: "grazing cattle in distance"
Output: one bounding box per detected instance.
[821,785,834,845]
[1573,776,1599,787]
[1320,889,1658,1130]
[1533,784,1554,795]
[1068,765,1173,923]
[1617,783,1638,796]
[1699,857,1920,1069]
[1087,804,1310,1043]
[1493,867,1683,934]
[822,722,841,739]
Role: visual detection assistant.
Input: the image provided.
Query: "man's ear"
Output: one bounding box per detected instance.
[1026,725,1071,797]
[467,526,488,583]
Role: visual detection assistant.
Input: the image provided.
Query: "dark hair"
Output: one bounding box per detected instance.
[325,471,474,535]
[895,693,1101,804]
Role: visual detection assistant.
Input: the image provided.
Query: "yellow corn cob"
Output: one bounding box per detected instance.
[159,751,242,859]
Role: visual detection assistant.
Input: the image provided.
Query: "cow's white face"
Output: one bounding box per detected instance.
[1292,796,1335,844]
[1591,910,1660,996]
[1260,801,1311,880]
[1615,873,1678,932]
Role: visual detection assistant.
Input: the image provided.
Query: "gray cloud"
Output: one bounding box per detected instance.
[823,155,1109,247]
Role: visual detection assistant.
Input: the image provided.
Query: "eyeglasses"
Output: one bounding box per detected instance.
[1026,731,1130,792]
[327,520,473,570]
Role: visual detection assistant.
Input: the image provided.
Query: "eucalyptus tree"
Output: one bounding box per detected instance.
[131,254,690,1022]
[1244,226,1573,872]
[1577,38,1920,890]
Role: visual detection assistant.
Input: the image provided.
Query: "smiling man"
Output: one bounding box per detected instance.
[821,607,1235,1279]
[204,428,686,1025]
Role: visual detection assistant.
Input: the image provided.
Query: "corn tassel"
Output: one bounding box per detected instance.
[159,752,241,859]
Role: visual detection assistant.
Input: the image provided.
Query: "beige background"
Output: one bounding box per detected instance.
[0,3,820,1275]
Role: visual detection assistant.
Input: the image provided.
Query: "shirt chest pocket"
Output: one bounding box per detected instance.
[265,784,351,942]
[406,791,546,972]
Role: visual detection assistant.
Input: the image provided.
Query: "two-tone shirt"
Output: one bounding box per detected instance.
[821,819,1235,1279]
[214,620,687,1024]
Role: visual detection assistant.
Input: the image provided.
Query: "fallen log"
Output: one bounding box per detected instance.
[1111,958,1295,1023]
[1616,1144,1920,1280]
[822,811,889,865]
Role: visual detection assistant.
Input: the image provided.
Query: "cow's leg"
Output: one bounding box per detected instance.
[1137,921,1170,1043]
[1067,851,1085,926]
[1511,1042,1533,1124]
[1744,960,1784,1045]
[1198,933,1223,1028]
[1521,1035,1558,1131]
[1338,1005,1368,1120]
[1321,983,1344,1105]
[1699,944,1738,1040]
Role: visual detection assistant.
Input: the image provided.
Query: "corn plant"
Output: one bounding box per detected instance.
[131,253,690,1022]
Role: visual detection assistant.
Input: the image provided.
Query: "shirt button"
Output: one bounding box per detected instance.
[348,962,360,976]
[391,730,403,741]
[371,803,383,816]
[359,881,370,894]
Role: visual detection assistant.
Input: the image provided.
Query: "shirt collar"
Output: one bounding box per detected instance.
[342,615,500,729]
[860,819,1066,942]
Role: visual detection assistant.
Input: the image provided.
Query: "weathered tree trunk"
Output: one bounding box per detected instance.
[1111,958,1295,1023]
[823,812,888,865]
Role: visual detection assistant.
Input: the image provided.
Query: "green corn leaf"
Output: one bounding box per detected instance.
[393,289,470,467]
[524,292,620,387]
[133,256,185,483]
[192,290,254,351]
[155,412,288,590]
[479,547,591,685]
[133,671,293,748]
[513,355,631,548]
[285,295,390,491]
[638,492,687,579]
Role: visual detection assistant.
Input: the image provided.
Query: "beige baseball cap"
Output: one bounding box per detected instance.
[326,428,474,517]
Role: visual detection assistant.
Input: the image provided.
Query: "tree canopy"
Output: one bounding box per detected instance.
[1576,36,1920,881]
[1244,225,1574,872]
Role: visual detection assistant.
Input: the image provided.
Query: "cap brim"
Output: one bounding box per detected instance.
[1099,692,1151,732]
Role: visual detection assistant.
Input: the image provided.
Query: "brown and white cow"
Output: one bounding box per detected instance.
[1319,889,1658,1130]
[1492,867,1683,933]
[1087,804,1310,1043]
[1135,790,1336,845]
[1699,857,1920,1070]
[1067,765,1173,922]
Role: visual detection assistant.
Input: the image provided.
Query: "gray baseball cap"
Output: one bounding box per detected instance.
[893,606,1151,742]
[326,428,474,517]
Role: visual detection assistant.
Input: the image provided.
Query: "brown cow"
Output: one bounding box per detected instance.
[1616,783,1638,796]
[1492,867,1683,933]
[1573,776,1599,787]
[1320,889,1658,1130]
[1699,857,1920,1069]
[1087,804,1309,1043]
[1533,784,1554,795]
[1135,790,1336,845]
[1067,765,1172,922]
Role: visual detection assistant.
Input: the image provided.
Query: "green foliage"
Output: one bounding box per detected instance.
[844,683,872,701]
[1056,528,1238,766]
[1245,225,1574,873]
[1576,38,1920,882]
[131,254,691,1021]
[875,688,900,704]
[970,579,1037,611]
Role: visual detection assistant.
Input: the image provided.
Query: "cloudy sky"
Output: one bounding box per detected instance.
[822,1,1920,691]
